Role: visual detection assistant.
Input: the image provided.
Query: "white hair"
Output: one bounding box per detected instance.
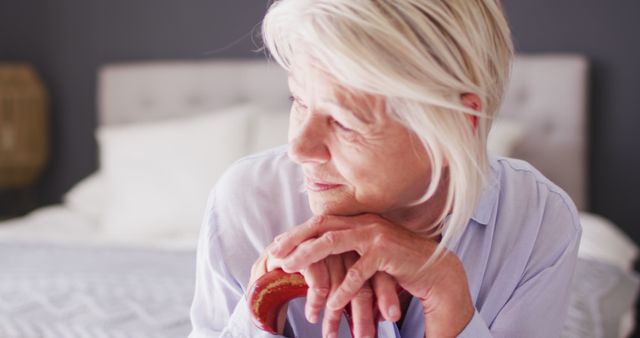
[262,0,514,261]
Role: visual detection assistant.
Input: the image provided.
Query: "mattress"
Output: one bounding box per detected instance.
[0,242,195,338]
[0,206,637,338]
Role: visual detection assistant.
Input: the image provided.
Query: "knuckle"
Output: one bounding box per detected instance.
[356,286,374,301]
[301,266,318,281]
[304,265,327,286]
[347,268,363,285]
[323,310,342,332]
[322,231,337,246]
[303,220,315,233]
[274,232,287,242]
[372,232,386,248]
[373,225,393,246]
[295,242,313,259]
[311,215,326,229]
[297,242,310,255]
[300,267,315,282]
[308,299,324,311]
[372,221,387,234]
[312,286,330,299]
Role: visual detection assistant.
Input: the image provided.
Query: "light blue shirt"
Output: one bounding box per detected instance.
[189,146,581,338]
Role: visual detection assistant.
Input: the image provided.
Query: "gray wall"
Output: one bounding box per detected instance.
[0,0,267,213]
[502,0,640,243]
[5,0,636,240]
[1,2,639,243]
[1,1,639,333]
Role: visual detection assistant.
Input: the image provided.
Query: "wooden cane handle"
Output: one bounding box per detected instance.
[248,268,381,336]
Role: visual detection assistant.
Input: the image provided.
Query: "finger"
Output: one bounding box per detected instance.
[327,253,380,311]
[342,253,377,338]
[281,228,368,272]
[322,255,346,338]
[299,260,330,324]
[265,253,286,272]
[270,215,367,258]
[341,252,358,335]
[249,254,268,287]
[350,281,377,338]
[372,272,401,322]
[322,307,343,338]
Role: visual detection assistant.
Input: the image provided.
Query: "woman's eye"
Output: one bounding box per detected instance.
[331,118,354,133]
[289,96,308,111]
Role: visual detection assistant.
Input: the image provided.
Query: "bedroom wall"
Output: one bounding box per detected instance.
[4,1,638,241]
[0,0,267,216]
[501,1,640,243]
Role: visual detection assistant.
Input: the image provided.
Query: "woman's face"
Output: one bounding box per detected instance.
[287,65,432,217]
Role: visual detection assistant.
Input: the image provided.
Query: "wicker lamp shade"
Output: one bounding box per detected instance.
[0,63,49,188]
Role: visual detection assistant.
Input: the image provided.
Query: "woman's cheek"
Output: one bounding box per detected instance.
[335,159,376,194]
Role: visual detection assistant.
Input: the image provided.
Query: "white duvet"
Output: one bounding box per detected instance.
[0,201,636,271]
[0,201,638,338]
[0,205,199,251]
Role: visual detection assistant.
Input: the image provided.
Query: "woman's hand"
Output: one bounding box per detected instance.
[249,252,290,334]
[269,214,475,338]
[249,247,383,338]
[297,252,404,338]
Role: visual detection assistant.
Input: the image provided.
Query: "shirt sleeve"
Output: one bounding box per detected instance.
[457,201,582,338]
[188,188,288,338]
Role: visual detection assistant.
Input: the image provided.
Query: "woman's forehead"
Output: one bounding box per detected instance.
[287,63,334,95]
[287,70,382,124]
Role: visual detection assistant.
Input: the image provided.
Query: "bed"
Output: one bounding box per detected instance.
[0,55,638,338]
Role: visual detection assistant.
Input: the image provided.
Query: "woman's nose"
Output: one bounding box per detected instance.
[288,115,330,165]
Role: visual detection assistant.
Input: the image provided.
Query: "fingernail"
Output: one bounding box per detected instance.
[308,312,319,323]
[388,305,400,320]
[327,333,337,338]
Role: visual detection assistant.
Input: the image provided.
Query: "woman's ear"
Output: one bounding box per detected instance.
[460,93,482,130]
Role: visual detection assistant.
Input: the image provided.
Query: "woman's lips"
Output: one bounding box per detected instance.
[305,177,341,192]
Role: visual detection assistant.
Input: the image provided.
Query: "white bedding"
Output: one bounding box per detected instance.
[0,205,198,251]
[0,205,637,338]
[2,205,636,267]
[0,242,195,338]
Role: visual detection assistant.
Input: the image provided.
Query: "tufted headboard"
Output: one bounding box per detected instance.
[97,54,589,210]
[499,55,589,210]
[97,59,291,126]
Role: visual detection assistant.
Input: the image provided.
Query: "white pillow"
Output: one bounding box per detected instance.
[578,212,639,271]
[487,119,525,157]
[96,105,255,239]
[63,171,105,222]
[248,111,290,154]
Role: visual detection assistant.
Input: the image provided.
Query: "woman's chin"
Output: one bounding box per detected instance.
[308,195,360,216]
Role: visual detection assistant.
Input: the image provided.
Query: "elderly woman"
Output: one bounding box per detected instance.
[189,0,581,337]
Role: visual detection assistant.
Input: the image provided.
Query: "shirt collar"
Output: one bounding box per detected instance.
[469,158,501,226]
